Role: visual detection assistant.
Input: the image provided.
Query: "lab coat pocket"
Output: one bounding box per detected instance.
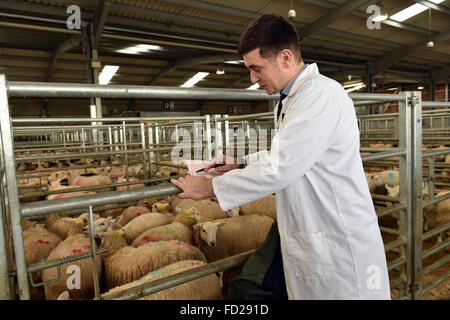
[287,231,335,279]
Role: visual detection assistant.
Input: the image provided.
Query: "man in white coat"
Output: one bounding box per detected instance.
[171,14,391,300]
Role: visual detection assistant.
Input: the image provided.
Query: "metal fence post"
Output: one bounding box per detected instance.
[0,75,30,299]
[409,91,423,299]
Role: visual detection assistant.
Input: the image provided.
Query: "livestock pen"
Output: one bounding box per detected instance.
[0,75,448,300]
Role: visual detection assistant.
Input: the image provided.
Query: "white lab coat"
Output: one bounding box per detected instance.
[212,63,391,300]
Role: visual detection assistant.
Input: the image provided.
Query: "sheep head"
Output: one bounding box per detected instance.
[193,221,226,247]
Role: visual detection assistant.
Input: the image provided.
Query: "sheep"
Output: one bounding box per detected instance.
[371,170,399,188]
[41,234,102,300]
[132,222,193,247]
[82,216,122,237]
[115,177,145,191]
[446,154,450,164]
[172,207,201,227]
[239,194,277,221]
[193,214,274,263]
[23,224,62,299]
[423,191,450,232]
[115,206,150,227]
[101,260,222,300]
[45,213,87,240]
[68,172,113,192]
[151,202,171,214]
[121,212,172,243]
[18,176,42,202]
[171,198,233,221]
[98,230,207,289]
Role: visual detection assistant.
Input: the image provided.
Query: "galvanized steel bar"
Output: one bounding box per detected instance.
[7,82,278,100]
[21,184,182,218]
[102,249,255,300]
[0,75,30,299]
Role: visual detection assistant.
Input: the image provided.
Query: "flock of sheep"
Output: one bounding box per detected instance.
[17,157,278,300]
[12,142,450,300]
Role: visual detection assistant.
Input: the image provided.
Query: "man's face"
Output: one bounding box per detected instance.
[243,48,283,95]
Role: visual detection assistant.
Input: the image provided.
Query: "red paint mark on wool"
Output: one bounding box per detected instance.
[188,261,203,266]
[142,235,157,243]
[174,241,196,249]
[258,214,265,217]
[36,239,50,245]
[71,245,91,254]
[53,194,64,199]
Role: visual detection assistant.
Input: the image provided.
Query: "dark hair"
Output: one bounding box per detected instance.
[238,14,302,62]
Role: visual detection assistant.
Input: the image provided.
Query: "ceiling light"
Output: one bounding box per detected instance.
[116,44,164,55]
[98,65,119,85]
[216,67,225,75]
[390,0,444,22]
[346,84,366,93]
[180,72,209,88]
[247,83,260,90]
[348,74,352,81]
[343,81,364,89]
[418,86,424,90]
[372,14,388,22]
[226,60,244,65]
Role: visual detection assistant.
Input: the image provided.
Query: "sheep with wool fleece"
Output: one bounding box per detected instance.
[97,230,207,289]
[45,213,87,239]
[239,194,277,221]
[132,222,193,247]
[41,234,102,300]
[121,212,172,243]
[114,205,150,227]
[423,191,450,232]
[68,172,113,192]
[22,224,62,299]
[371,170,399,188]
[170,198,238,221]
[115,177,145,191]
[193,214,274,263]
[101,260,222,300]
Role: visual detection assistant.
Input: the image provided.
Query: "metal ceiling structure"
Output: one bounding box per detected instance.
[0,0,449,90]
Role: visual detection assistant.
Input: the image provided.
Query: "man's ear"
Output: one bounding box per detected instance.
[279,49,293,68]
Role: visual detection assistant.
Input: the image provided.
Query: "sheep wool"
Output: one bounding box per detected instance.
[103,240,207,289]
[194,215,274,263]
[122,212,171,243]
[41,234,102,300]
[116,206,150,227]
[23,225,62,299]
[102,260,222,300]
[45,213,85,239]
[171,198,230,221]
[132,222,193,247]
[423,191,450,231]
[239,194,277,221]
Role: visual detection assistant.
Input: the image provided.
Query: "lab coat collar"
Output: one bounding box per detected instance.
[286,63,319,99]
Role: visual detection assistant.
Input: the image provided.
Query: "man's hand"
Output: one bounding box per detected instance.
[203,155,245,173]
[170,176,215,200]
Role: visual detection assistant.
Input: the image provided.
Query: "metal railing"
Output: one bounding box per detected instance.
[0,76,448,300]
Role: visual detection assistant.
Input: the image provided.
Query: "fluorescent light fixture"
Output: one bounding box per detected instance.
[342,82,364,89]
[135,44,164,51]
[180,72,209,88]
[98,65,119,85]
[216,68,225,75]
[226,60,244,65]
[346,84,366,93]
[116,44,164,55]
[247,83,260,90]
[372,14,388,22]
[390,0,444,22]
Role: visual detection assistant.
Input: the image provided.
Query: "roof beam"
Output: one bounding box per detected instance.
[375,29,450,74]
[410,0,450,15]
[431,65,450,82]
[47,29,87,81]
[298,0,371,40]
[92,0,110,49]
[299,0,439,36]
[148,54,241,85]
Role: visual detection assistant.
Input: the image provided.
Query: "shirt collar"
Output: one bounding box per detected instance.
[281,63,309,97]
